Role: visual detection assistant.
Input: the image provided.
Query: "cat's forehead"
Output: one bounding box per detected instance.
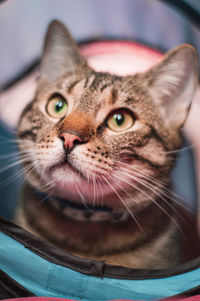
[65,71,124,107]
[60,71,146,111]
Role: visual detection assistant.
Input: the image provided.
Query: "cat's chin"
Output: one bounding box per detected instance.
[49,159,85,179]
[42,166,144,209]
[48,177,122,207]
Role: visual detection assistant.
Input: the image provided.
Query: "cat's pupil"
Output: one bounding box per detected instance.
[114,113,124,126]
[55,100,64,112]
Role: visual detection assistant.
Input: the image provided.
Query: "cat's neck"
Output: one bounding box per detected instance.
[33,189,130,223]
[15,181,182,268]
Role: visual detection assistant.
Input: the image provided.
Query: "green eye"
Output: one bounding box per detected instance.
[106,109,135,132]
[46,94,68,118]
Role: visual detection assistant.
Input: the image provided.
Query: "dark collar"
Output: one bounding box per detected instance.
[35,190,129,223]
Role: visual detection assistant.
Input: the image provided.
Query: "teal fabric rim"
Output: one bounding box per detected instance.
[1,217,200,300]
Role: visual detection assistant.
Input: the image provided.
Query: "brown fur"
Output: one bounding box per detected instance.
[16,20,198,269]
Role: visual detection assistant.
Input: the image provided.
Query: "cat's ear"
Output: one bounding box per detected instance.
[38,20,87,87]
[145,45,198,128]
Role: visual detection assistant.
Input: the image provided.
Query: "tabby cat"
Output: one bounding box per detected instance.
[16,20,198,269]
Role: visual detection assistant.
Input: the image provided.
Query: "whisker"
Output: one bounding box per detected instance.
[0,157,34,174]
[37,193,51,205]
[75,182,92,212]
[0,152,34,162]
[36,180,57,205]
[112,171,183,235]
[105,173,145,234]
[0,136,34,145]
[120,168,187,223]
[0,162,37,189]
[97,178,104,208]
[163,143,197,155]
[102,174,146,234]
[41,178,56,191]
[92,174,96,211]
[114,160,191,211]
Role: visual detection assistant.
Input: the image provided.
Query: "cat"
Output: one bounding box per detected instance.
[16,20,198,269]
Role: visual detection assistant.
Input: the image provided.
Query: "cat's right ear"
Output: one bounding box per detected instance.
[38,20,87,89]
[144,45,199,128]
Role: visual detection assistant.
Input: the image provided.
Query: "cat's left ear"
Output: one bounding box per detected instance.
[145,45,199,128]
[38,20,87,88]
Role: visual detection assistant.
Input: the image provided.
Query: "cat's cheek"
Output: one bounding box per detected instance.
[69,145,113,174]
[35,138,65,171]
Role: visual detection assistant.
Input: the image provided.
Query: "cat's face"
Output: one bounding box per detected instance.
[17,21,198,212]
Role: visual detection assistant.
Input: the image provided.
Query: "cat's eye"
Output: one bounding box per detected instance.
[106,109,135,132]
[46,94,68,118]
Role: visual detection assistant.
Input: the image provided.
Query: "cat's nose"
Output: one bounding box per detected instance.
[59,132,82,152]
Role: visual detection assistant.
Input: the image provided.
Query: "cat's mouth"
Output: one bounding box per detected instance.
[49,158,86,179]
[46,157,143,210]
[44,156,146,211]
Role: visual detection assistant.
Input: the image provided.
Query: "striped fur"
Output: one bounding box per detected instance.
[16,21,198,269]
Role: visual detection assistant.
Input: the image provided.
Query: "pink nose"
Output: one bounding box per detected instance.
[59,132,82,152]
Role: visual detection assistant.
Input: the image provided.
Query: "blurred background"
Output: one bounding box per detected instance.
[0,0,200,220]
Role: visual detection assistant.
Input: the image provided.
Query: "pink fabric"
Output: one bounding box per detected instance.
[165,296,200,301]
[1,298,76,301]
[166,296,200,301]
[80,40,162,76]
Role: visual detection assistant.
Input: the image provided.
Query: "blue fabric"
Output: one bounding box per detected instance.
[1,231,200,301]
[0,122,21,219]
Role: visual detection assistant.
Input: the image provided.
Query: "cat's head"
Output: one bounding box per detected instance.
[17,20,198,211]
